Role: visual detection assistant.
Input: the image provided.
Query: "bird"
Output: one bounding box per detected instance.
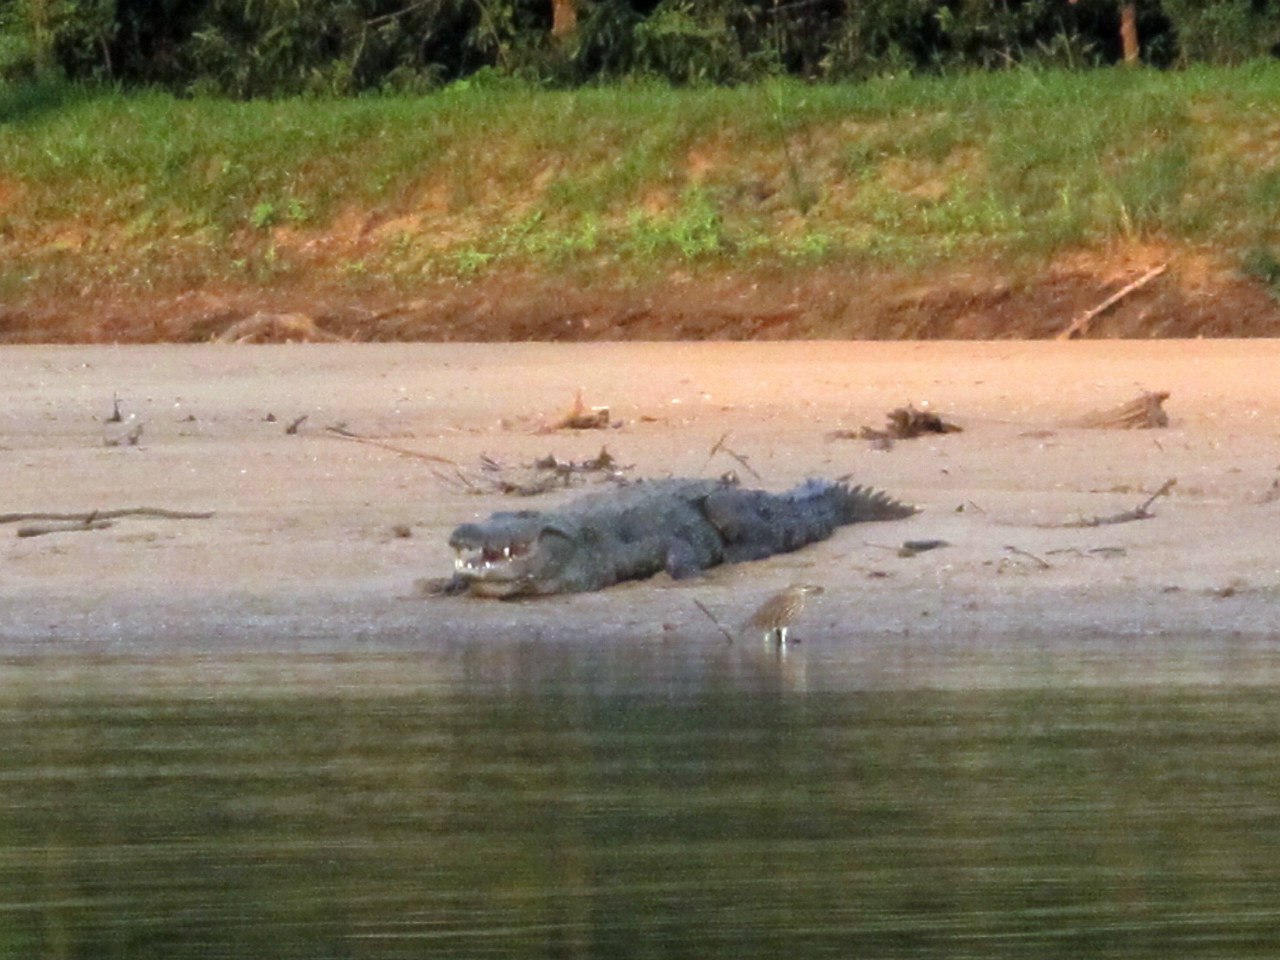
[743,584,824,645]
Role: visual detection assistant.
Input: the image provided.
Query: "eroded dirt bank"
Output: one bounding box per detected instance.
[5,247,1280,343]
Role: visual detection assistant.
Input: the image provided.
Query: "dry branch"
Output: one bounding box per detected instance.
[547,390,614,430]
[1055,478,1177,528]
[435,446,630,496]
[18,520,114,538]
[0,507,214,524]
[324,426,457,464]
[1055,263,1168,340]
[1004,545,1051,569]
[830,405,962,444]
[214,312,346,344]
[704,432,762,480]
[1070,390,1170,429]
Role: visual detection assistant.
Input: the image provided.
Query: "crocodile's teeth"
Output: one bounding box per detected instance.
[502,546,511,558]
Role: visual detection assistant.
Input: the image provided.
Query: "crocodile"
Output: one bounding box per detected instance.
[446,476,916,598]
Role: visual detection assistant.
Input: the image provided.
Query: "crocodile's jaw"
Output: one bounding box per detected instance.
[462,575,535,598]
[452,540,540,597]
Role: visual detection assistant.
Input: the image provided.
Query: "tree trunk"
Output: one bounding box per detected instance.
[1120,2,1139,64]
[551,0,578,40]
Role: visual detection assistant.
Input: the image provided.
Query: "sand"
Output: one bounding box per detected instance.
[4,340,1279,665]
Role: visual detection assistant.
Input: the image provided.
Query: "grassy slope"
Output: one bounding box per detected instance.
[2,64,1280,303]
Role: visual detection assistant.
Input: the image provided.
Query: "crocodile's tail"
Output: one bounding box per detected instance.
[810,479,918,524]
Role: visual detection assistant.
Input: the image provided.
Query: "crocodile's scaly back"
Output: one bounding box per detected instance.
[703,478,916,562]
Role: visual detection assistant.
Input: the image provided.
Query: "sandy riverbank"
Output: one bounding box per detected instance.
[4,340,1279,658]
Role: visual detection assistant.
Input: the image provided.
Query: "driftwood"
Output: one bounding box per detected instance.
[3,507,214,538]
[1055,263,1168,340]
[546,390,614,431]
[436,446,630,496]
[528,447,625,477]
[324,426,457,465]
[1054,478,1177,528]
[1,507,214,524]
[18,520,114,538]
[1070,390,1170,430]
[1004,545,1051,569]
[830,405,962,445]
[214,312,346,344]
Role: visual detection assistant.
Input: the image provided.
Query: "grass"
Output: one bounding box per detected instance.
[4,63,1280,294]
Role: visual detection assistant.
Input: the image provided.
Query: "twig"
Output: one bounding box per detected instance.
[0,507,214,524]
[693,598,736,644]
[1137,477,1177,514]
[1141,478,1177,514]
[325,426,457,465]
[1056,263,1168,340]
[704,432,762,480]
[1004,545,1051,569]
[1056,478,1177,528]
[431,467,477,493]
[365,0,433,27]
[18,520,114,538]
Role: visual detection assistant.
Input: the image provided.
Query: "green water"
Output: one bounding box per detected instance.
[2,642,1280,959]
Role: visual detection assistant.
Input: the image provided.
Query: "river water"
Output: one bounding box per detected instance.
[3,637,1279,958]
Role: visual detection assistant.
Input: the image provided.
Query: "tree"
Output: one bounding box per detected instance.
[1119,2,1139,63]
[551,0,576,39]
[1071,0,1140,64]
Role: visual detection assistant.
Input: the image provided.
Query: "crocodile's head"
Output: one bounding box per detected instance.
[448,511,581,598]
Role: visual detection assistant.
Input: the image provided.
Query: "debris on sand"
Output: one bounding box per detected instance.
[898,539,949,557]
[546,390,616,431]
[1070,390,1170,430]
[1052,478,1177,528]
[703,432,761,480]
[2,506,214,539]
[437,445,631,496]
[214,312,346,344]
[828,404,963,447]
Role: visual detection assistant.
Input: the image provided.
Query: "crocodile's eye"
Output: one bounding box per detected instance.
[539,524,575,542]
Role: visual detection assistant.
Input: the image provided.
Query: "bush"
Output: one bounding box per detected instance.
[1162,0,1280,65]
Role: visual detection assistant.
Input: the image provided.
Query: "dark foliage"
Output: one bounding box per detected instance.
[2,0,1279,95]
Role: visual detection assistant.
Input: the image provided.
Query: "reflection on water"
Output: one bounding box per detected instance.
[3,639,1280,959]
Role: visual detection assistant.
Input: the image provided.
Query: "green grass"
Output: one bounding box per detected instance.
[4,64,1280,291]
